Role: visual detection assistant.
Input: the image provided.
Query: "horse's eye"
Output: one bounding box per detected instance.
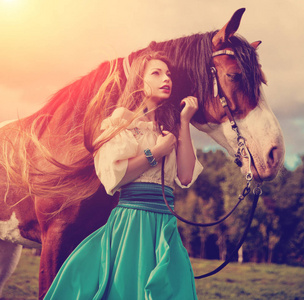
[227,73,241,82]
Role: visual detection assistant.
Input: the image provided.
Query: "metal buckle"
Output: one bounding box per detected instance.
[212,49,235,57]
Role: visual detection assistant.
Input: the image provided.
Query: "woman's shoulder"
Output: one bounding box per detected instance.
[111,107,134,121]
[103,107,154,131]
[111,107,152,128]
[100,107,133,130]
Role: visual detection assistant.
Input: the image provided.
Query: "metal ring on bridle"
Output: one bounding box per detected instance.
[253,186,263,196]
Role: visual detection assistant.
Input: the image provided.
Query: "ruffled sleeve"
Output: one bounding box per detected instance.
[174,141,203,189]
[94,108,139,196]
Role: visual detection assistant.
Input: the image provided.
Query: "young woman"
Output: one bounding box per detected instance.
[44,52,203,300]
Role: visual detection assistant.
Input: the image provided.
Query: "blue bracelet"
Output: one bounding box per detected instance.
[144,148,158,167]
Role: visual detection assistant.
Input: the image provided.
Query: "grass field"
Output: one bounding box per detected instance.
[2,249,304,300]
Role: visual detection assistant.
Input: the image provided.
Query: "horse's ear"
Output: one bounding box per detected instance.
[212,8,246,51]
[148,41,157,50]
[251,41,262,50]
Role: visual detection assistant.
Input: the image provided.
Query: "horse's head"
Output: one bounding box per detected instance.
[192,8,285,182]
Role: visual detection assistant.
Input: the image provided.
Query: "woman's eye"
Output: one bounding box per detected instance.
[227,73,241,82]
[152,71,159,75]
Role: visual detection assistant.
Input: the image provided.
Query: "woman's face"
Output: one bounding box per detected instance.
[143,59,172,105]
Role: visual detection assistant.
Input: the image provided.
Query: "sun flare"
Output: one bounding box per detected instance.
[0,0,29,20]
[1,0,19,10]
[2,0,16,4]
[1,0,23,9]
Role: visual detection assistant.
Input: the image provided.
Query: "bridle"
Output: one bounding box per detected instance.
[122,51,263,279]
[161,49,263,278]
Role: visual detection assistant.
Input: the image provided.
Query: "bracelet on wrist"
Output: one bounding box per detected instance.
[144,148,158,167]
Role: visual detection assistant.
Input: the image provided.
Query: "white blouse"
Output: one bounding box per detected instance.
[94,108,203,196]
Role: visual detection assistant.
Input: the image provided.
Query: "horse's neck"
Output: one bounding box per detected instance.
[27,59,126,137]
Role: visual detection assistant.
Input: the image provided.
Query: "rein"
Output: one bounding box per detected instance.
[161,49,263,278]
[123,49,263,278]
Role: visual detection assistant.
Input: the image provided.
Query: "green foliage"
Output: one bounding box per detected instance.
[176,150,304,264]
[263,159,304,265]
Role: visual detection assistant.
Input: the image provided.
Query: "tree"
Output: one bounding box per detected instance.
[174,150,304,265]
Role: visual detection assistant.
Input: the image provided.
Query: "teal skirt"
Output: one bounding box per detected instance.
[44,183,197,300]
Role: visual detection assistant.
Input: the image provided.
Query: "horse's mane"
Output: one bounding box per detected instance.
[23,59,125,138]
[228,35,265,102]
[23,30,263,137]
[129,31,263,124]
[133,32,215,116]
[21,32,215,137]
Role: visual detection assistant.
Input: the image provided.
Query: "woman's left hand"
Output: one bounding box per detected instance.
[180,96,199,123]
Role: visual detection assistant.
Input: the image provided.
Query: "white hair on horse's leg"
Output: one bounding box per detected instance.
[0,240,23,297]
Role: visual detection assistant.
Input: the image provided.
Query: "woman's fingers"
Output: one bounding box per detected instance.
[180,96,198,122]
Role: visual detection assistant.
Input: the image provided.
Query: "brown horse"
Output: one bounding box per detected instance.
[0,8,285,299]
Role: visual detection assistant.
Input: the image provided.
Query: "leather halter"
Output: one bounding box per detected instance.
[211,49,238,132]
[211,50,254,176]
[162,49,257,227]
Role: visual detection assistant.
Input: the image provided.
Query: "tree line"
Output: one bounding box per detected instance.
[174,149,304,266]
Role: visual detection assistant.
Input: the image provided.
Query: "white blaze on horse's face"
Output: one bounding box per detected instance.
[193,89,285,181]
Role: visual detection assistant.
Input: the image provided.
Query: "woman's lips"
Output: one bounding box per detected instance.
[160,85,171,93]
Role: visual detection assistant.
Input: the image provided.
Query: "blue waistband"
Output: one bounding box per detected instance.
[118,182,174,214]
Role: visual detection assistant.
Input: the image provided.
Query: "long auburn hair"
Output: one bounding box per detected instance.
[3,51,179,212]
[84,51,180,155]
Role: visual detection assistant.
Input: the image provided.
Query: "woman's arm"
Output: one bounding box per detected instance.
[176,97,199,186]
[116,131,177,189]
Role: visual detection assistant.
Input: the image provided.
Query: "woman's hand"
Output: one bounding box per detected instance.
[152,130,177,160]
[116,131,176,189]
[180,96,199,124]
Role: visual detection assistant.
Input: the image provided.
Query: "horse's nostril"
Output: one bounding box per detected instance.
[268,146,277,165]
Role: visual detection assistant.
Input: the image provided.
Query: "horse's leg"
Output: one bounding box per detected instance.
[37,203,97,299]
[0,240,23,297]
[36,187,118,299]
[38,224,66,300]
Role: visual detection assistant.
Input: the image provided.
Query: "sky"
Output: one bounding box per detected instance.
[0,0,303,170]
